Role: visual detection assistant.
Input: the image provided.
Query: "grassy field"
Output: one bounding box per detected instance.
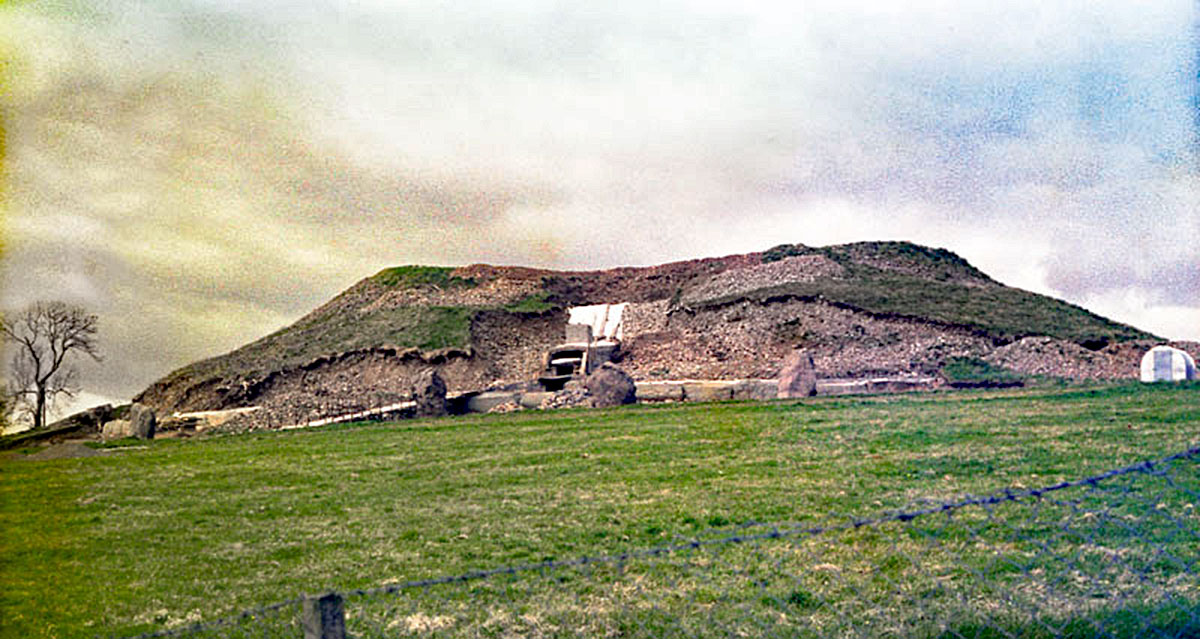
[1,383,1198,638]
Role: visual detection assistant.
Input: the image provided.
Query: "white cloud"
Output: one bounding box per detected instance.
[1082,289,1200,344]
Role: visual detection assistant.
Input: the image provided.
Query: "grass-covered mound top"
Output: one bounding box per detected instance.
[370,265,477,289]
[763,241,994,285]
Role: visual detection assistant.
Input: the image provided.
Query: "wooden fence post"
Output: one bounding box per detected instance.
[302,592,345,639]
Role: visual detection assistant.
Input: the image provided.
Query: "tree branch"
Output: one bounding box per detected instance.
[2,301,101,429]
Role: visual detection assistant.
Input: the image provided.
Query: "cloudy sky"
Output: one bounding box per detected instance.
[2,0,1197,413]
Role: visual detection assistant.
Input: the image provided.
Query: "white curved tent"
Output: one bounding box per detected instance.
[1140,345,1197,382]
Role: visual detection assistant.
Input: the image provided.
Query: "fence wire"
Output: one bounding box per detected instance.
[119,446,1200,639]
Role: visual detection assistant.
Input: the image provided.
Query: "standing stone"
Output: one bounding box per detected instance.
[129,403,157,439]
[777,349,817,398]
[412,369,448,417]
[584,363,637,408]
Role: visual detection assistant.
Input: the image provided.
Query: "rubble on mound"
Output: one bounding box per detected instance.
[487,401,523,414]
[538,388,591,410]
[987,337,1104,379]
[987,338,1200,381]
[680,255,844,305]
[618,298,994,381]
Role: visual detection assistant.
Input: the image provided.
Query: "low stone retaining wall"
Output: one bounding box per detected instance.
[156,375,944,436]
[815,377,942,395]
[450,376,942,415]
[637,380,777,402]
[166,406,264,432]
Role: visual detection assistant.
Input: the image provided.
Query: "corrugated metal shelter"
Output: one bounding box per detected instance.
[1139,345,1197,382]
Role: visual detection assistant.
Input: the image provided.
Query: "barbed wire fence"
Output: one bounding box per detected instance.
[116,445,1199,639]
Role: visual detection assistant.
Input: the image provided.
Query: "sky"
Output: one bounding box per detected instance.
[1,0,1198,417]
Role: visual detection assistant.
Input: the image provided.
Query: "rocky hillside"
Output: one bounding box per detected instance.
[136,241,1173,424]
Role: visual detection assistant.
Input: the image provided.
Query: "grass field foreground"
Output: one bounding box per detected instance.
[1,383,1198,637]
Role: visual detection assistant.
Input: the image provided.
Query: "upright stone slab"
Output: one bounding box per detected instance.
[777,349,817,398]
[411,369,448,417]
[584,363,637,408]
[129,403,157,439]
[565,323,593,344]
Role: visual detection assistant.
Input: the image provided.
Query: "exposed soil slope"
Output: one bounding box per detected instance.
[136,242,1166,424]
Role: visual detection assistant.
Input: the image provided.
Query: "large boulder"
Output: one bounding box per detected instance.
[777,349,817,398]
[411,369,448,417]
[584,363,637,408]
[129,403,157,439]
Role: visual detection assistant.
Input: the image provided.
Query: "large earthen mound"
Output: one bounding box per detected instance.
[136,241,1166,426]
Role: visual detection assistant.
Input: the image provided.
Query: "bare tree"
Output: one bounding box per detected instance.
[1,301,101,430]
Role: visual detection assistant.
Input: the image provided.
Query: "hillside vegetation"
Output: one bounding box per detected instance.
[3,382,1198,638]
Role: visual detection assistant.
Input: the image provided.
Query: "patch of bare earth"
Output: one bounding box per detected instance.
[20,443,106,461]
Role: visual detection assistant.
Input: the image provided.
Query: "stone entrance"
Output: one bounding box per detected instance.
[538,304,627,391]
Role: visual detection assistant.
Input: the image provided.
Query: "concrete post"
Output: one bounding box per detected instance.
[302,593,345,639]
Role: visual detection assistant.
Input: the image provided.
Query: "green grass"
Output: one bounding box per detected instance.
[2,383,1197,637]
[370,266,476,290]
[503,292,558,314]
[941,356,1025,386]
[83,438,152,450]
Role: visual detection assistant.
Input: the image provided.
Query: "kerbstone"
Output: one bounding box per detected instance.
[101,420,132,440]
[777,349,818,398]
[584,363,637,408]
